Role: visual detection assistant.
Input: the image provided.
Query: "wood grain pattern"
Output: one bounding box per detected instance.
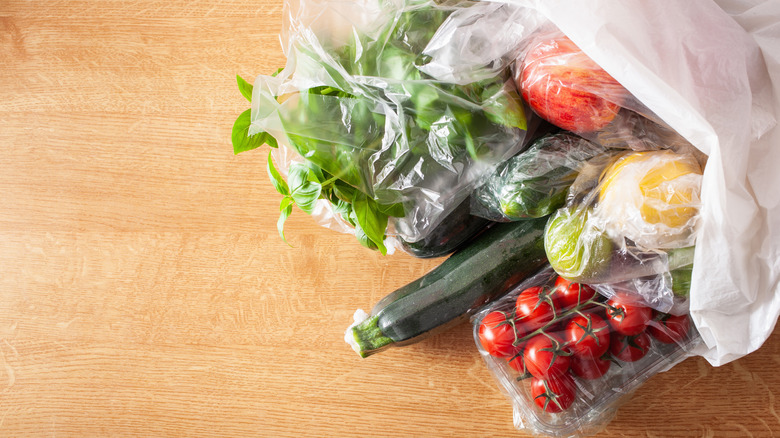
[2,1,780,437]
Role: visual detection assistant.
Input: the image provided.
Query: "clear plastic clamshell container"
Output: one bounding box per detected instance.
[471,266,701,437]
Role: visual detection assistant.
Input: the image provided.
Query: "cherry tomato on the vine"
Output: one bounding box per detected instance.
[523,333,571,379]
[648,313,690,344]
[552,276,596,311]
[570,354,612,380]
[605,293,653,336]
[478,311,520,358]
[515,286,557,332]
[610,331,651,362]
[531,374,577,413]
[507,344,528,374]
[564,312,611,359]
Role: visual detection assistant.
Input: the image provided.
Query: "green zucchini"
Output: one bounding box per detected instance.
[347,217,548,357]
[399,196,495,259]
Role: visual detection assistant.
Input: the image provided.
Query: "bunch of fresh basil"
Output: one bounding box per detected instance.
[232,0,527,254]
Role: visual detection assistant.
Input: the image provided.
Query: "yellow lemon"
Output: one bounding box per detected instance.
[597,150,702,249]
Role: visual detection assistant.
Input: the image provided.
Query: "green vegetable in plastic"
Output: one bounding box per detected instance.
[670,264,693,297]
[476,133,604,221]
[231,2,526,253]
[544,206,613,282]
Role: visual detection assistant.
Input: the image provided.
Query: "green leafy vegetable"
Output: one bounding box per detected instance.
[278,200,293,244]
[287,163,323,215]
[232,109,277,154]
[266,151,289,196]
[232,1,527,252]
[352,192,389,254]
[268,152,293,243]
[237,75,253,102]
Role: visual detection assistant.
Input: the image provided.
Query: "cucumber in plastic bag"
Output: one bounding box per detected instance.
[471,133,605,222]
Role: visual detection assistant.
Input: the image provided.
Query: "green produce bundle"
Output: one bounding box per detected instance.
[471,133,605,222]
[233,0,532,254]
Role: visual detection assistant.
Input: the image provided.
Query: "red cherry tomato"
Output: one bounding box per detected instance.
[531,374,577,413]
[523,334,571,379]
[570,355,611,380]
[507,344,528,374]
[648,314,691,344]
[551,276,596,311]
[610,332,651,362]
[478,311,520,357]
[515,286,557,332]
[605,294,653,336]
[564,312,611,359]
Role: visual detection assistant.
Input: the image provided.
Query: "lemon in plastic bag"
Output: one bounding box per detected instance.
[596,150,702,250]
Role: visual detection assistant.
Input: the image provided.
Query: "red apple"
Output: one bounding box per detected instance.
[518,34,627,134]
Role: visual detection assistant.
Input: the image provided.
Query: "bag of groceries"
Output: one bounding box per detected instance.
[236,0,780,435]
[433,0,780,435]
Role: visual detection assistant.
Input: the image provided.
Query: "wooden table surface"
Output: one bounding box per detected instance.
[2,1,780,437]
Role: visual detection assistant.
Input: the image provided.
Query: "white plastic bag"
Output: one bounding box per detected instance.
[491,0,780,366]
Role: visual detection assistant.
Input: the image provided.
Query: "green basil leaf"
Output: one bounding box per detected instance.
[265,133,278,149]
[410,84,442,130]
[233,109,277,154]
[352,192,388,255]
[278,201,293,245]
[286,163,309,191]
[291,181,321,214]
[237,75,253,102]
[322,185,339,205]
[464,130,477,160]
[266,151,290,196]
[288,163,322,215]
[354,221,379,251]
[333,181,357,203]
[280,196,295,212]
[377,202,405,218]
[334,199,353,219]
[306,163,327,184]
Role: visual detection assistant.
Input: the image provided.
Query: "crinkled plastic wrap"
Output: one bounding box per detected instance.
[420,5,707,311]
[513,25,715,160]
[542,147,702,313]
[591,264,694,317]
[472,266,701,437]
[516,28,633,135]
[250,0,532,247]
[471,133,605,222]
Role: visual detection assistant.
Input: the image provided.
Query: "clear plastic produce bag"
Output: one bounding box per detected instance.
[541,147,702,313]
[246,0,536,253]
[470,132,606,222]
